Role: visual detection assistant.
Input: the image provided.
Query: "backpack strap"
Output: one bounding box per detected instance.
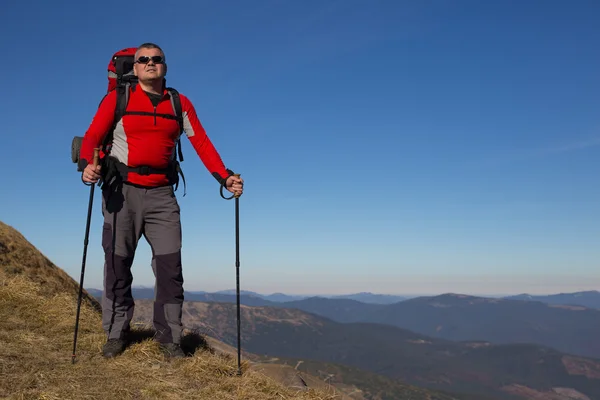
[166,87,187,196]
[115,82,131,126]
[167,87,184,162]
[100,82,130,155]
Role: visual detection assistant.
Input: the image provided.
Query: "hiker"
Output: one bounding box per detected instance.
[78,43,244,359]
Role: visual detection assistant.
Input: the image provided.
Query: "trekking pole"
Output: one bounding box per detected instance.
[72,148,100,364]
[220,173,242,375]
[234,176,242,376]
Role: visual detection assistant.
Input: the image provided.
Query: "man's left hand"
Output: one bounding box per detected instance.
[226,174,244,197]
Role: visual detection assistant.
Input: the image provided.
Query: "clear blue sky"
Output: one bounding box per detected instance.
[1,0,599,296]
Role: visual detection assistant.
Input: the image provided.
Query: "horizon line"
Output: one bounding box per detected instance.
[84,286,600,298]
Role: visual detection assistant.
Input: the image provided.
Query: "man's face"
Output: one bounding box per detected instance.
[133,47,166,83]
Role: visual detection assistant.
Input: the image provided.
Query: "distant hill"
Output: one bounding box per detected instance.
[330,292,407,304]
[194,293,276,306]
[275,293,600,359]
[263,292,308,302]
[281,296,385,322]
[87,287,277,307]
[214,290,407,304]
[212,290,305,302]
[87,288,407,304]
[132,299,600,400]
[504,291,600,309]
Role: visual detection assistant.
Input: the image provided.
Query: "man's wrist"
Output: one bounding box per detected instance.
[224,169,235,185]
[78,158,89,172]
[212,169,235,186]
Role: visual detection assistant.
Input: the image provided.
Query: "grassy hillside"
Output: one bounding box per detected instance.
[0,271,351,399]
[0,221,347,400]
[0,221,99,311]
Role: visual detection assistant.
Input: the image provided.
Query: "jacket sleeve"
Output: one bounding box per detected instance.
[78,91,117,172]
[180,94,233,184]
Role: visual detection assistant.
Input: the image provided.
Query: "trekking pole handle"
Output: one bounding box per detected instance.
[233,173,241,199]
[93,148,100,167]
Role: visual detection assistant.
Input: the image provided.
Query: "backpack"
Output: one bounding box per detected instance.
[72,47,186,194]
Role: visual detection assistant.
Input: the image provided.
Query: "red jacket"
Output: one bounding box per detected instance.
[79,85,231,187]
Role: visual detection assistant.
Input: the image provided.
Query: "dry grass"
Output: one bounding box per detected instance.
[0,266,342,399]
[0,221,99,312]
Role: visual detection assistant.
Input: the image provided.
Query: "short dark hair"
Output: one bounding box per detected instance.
[136,42,165,60]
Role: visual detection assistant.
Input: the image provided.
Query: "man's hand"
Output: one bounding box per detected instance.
[82,163,102,184]
[226,174,244,197]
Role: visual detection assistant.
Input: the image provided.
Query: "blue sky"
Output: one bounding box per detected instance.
[1,0,599,296]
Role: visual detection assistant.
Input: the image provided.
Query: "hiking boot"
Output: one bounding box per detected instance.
[159,343,186,358]
[102,339,126,358]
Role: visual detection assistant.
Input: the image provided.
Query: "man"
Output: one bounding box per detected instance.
[79,43,243,359]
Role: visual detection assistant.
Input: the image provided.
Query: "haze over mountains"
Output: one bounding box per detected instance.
[86,287,410,304]
[88,286,600,308]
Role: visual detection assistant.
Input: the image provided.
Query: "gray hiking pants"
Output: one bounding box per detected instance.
[101,183,184,344]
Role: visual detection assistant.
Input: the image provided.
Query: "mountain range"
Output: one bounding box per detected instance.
[505,291,600,310]
[85,287,409,304]
[131,299,600,400]
[88,286,600,308]
[280,294,600,359]
[89,288,600,359]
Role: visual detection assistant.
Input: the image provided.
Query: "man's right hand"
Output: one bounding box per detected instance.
[82,163,102,183]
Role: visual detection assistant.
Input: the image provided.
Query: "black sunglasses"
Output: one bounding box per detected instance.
[136,56,164,64]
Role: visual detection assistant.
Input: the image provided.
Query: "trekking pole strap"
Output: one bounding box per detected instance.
[220,183,235,200]
[219,172,239,200]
